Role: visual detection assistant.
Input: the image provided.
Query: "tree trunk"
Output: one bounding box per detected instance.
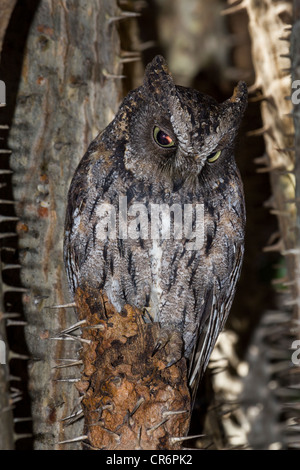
[5,0,123,449]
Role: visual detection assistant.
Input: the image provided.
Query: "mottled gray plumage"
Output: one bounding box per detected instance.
[64,55,247,394]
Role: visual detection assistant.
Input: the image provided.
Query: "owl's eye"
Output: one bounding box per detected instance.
[153,126,175,148]
[207,150,221,163]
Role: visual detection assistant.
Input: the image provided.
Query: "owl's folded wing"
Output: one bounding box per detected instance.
[188,243,244,404]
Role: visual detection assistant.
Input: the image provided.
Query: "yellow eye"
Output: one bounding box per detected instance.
[153,126,175,148]
[207,150,221,163]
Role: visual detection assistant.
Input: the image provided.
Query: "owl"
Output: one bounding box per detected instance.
[64,55,247,396]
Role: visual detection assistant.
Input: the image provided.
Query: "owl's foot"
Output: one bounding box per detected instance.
[142,306,153,323]
[152,327,183,368]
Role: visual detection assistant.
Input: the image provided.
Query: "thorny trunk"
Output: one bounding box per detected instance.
[209,0,300,450]
[1,0,123,449]
[242,0,300,449]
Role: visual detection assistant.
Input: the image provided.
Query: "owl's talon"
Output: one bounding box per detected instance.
[165,357,178,369]
[142,307,153,324]
[151,341,162,357]
[152,327,183,367]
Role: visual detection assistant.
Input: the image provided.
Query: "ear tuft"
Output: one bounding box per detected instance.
[143,55,175,96]
[228,81,248,116]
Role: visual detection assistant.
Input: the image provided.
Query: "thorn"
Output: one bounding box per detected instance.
[281,279,296,286]
[269,209,291,217]
[119,56,141,64]
[249,94,269,102]
[52,360,83,369]
[247,80,262,94]
[50,336,75,342]
[0,199,16,204]
[50,335,91,345]
[282,248,300,256]
[2,283,28,294]
[137,40,156,52]
[120,50,141,58]
[54,378,81,383]
[9,374,22,381]
[210,365,228,376]
[0,169,13,174]
[253,154,269,166]
[129,397,145,417]
[162,409,188,418]
[256,165,273,174]
[98,426,120,443]
[10,395,23,405]
[0,215,19,223]
[279,36,290,41]
[102,69,126,80]
[221,1,246,16]
[283,297,300,307]
[169,434,205,444]
[10,386,22,397]
[9,350,30,361]
[280,53,291,59]
[275,147,295,152]
[136,426,142,449]
[0,312,21,320]
[6,319,27,327]
[59,319,86,335]
[1,263,21,270]
[146,418,168,435]
[84,324,105,331]
[63,333,91,345]
[0,405,14,413]
[0,149,12,154]
[58,435,88,445]
[107,11,141,24]
[14,417,32,423]
[247,126,269,137]
[0,125,9,129]
[14,433,33,441]
[50,302,76,309]
[61,409,84,424]
[0,233,18,240]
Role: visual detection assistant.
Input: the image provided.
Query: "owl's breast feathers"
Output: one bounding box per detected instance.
[64,136,245,373]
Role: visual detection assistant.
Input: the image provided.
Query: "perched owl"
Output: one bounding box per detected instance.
[64,55,247,396]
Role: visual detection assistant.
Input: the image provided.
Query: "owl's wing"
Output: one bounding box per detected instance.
[188,243,244,404]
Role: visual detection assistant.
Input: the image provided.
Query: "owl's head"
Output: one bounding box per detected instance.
[110,55,247,190]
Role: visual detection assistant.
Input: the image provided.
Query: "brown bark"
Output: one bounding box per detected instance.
[74,286,191,450]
